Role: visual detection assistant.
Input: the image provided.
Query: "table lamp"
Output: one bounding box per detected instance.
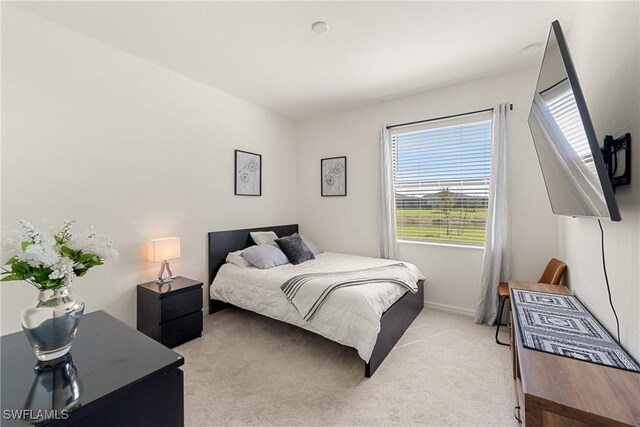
[148,237,180,284]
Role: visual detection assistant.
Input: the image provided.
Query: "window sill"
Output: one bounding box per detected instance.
[398,239,484,250]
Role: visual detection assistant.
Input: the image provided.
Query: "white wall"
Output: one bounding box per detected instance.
[560,1,640,359]
[1,5,297,333]
[297,67,559,314]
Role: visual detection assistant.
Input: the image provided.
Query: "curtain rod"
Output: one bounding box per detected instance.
[386,103,513,130]
[540,78,568,95]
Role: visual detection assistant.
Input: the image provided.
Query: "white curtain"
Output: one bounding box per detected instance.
[475,103,512,325]
[378,125,399,259]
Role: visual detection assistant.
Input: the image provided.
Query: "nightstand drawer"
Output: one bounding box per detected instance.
[160,310,203,348]
[161,287,202,323]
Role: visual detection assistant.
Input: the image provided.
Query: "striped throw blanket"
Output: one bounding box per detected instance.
[281,263,419,321]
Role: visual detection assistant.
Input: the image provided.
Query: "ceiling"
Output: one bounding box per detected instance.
[12,1,580,121]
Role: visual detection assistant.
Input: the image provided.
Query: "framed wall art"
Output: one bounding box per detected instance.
[235,150,262,196]
[321,156,347,197]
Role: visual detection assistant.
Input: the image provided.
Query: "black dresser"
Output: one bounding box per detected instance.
[137,276,203,348]
[1,311,184,426]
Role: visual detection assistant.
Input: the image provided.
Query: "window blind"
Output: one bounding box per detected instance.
[392,113,492,246]
[541,80,596,176]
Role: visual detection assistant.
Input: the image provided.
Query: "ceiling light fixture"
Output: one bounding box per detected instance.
[311,21,329,34]
[521,43,542,56]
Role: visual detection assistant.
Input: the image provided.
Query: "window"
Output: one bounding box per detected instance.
[392,113,492,246]
[541,79,596,175]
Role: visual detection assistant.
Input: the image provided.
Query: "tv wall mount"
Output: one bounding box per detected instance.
[601,133,631,191]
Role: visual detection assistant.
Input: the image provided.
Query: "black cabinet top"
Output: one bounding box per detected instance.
[1,311,184,425]
[138,276,202,295]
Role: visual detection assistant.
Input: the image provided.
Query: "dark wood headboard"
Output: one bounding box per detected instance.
[207,224,298,287]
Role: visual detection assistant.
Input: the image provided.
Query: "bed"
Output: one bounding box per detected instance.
[208,224,425,377]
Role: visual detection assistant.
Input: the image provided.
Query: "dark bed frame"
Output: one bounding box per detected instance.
[207,224,424,377]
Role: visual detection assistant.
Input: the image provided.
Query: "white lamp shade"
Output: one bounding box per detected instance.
[148,237,181,262]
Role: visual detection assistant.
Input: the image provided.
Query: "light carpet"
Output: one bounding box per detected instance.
[176,307,517,426]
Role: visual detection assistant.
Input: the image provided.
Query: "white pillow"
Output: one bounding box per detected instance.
[226,249,251,267]
[300,234,322,255]
[250,231,278,246]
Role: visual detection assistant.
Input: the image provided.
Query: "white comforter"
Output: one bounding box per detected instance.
[210,252,425,362]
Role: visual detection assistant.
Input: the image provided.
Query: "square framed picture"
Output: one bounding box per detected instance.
[321,156,347,197]
[235,150,262,196]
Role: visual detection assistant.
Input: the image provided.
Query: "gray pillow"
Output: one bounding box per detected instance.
[241,244,289,269]
[300,234,322,255]
[275,233,315,265]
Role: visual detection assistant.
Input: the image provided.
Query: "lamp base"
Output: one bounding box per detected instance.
[156,260,174,285]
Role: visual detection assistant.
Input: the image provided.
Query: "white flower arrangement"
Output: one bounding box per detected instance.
[1,219,118,290]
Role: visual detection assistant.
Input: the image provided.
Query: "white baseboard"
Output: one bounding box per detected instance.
[423,300,475,317]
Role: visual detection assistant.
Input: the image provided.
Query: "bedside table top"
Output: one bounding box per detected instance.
[138,276,202,295]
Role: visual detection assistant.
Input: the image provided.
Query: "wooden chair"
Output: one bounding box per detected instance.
[495,258,567,346]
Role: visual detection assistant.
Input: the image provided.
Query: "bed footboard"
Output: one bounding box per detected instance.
[365,279,424,377]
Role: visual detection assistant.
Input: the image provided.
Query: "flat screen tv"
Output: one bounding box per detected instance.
[528,20,621,221]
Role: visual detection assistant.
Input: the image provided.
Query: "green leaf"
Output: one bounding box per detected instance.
[55,235,63,245]
[21,241,31,251]
[11,261,31,275]
[78,253,95,263]
[40,279,63,290]
[86,260,103,268]
[60,246,75,257]
[1,274,23,281]
[32,268,52,284]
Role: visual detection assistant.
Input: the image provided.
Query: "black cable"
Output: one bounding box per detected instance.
[598,219,621,343]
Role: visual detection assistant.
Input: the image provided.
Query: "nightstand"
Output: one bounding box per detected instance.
[137,276,203,348]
